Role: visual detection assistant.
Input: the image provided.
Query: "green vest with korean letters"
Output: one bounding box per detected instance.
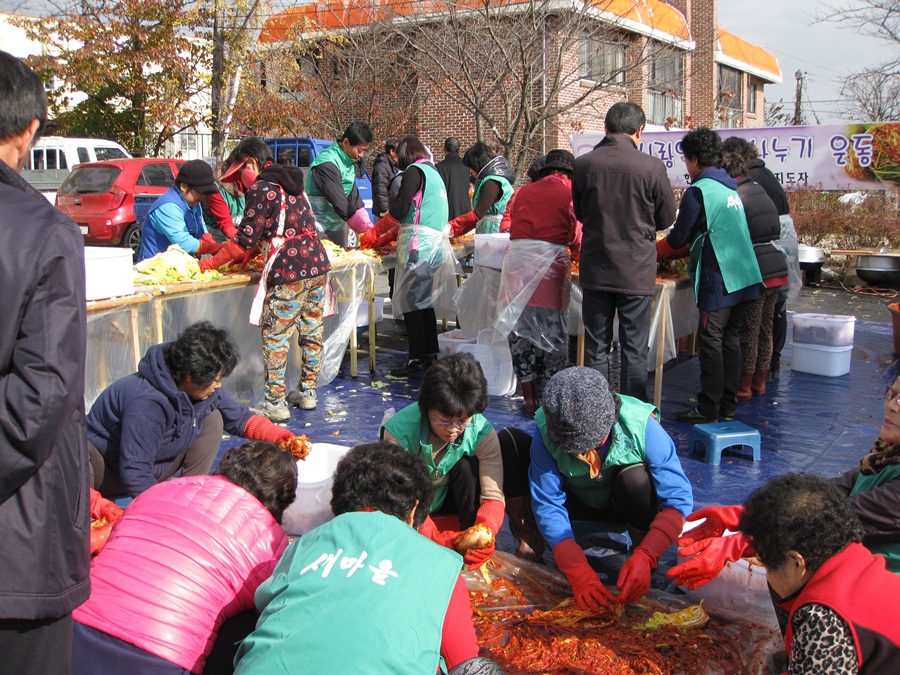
[473,173,513,233]
[234,511,462,675]
[306,141,357,232]
[535,395,657,510]
[850,464,900,573]
[382,402,493,511]
[688,178,763,300]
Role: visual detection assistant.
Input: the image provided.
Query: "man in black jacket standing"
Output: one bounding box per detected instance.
[0,51,90,673]
[572,103,676,401]
[436,137,472,220]
[371,139,400,218]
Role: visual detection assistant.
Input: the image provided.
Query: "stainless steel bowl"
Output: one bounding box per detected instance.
[856,254,900,287]
[798,245,826,264]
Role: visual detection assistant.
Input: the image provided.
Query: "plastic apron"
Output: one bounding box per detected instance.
[392,225,461,318]
[494,239,571,352]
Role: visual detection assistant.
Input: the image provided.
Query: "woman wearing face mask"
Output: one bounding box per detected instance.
[221,137,330,421]
[305,121,374,248]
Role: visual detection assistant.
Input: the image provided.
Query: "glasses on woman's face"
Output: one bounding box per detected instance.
[429,412,474,432]
[886,385,900,405]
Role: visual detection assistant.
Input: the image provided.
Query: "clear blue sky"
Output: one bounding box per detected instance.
[718,2,897,123]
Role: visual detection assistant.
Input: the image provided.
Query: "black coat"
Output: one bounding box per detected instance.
[572,133,676,295]
[372,152,399,217]
[436,153,472,220]
[0,160,90,619]
[746,158,789,215]
[736,176,789,281]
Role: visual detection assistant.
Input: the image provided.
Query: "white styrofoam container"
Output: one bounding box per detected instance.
[337,297,384,327]
[791,342,852,377]
[437,329,477,356]
[84,247,134,301]
[281,443,351,536]
[792,313,856,346]
[474,233,510,270]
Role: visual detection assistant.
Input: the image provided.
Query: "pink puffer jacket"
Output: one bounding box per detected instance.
[73,475,288,673]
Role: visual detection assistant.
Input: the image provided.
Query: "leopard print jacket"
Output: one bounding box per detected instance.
[789,603,858,674]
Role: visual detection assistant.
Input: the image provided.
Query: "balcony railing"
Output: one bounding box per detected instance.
[647,90,684,127]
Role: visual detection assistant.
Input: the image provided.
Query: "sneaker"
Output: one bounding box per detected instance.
[287,389,317,410]
[674,406,717,424]
[252,400,290,422]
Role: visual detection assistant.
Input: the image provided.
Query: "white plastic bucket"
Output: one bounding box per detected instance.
[457,329,516,397]
[281,443,351,536]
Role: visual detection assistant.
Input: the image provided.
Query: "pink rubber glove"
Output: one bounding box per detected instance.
[553,538,615,611]
[346,207,373,234]
[677,505,744,548]
[665,532,754,590]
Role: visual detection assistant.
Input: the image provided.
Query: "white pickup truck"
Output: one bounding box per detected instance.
[22,136,131,203]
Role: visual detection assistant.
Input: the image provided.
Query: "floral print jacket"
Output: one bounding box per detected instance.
[236,164,331,286]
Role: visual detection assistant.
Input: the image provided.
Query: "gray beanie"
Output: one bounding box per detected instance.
[542,367,616,455]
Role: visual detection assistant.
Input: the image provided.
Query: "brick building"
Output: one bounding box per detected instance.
[258,0,780,164]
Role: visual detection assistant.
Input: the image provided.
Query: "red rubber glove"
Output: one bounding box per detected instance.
[196,232,224,256]
[553,538,615,611]
[463,500,505,569]
[199,240,248,272]
[449,210,479,238]
[665,532,755,590]
[244,414,294,445]
[678,505,744,547]
[656,237,689,261]
[89,489,124,556]
[360,213,400,249]
[418,515,462,549]
[616,507,685,604]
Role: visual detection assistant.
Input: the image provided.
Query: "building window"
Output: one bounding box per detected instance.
[748,81,758,114]
[718,65,743,110]
[647,43,684,126]
[579,33,626,85]
[180,134,197,151]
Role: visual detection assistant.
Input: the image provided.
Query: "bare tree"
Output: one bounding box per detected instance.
[840,68,900,120]
[254,0,667,175]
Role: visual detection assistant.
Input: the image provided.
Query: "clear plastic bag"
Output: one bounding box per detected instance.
[392,225,461,317]
[775,214,802,307]
[454,266,503,339]
[494,239,571,352]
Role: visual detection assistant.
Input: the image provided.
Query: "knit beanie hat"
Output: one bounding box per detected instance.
[542,367,616,455]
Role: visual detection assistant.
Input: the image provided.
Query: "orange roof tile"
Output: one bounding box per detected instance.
[260,0,690,44]
[717,29,781,83]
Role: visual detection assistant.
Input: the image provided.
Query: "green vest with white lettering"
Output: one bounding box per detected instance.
[473,173,513,233]
[535,395,656,510]
[306,142,357,232]
[688,178,763,300]
[382,402,493,511]
[850,464,900,573]
[234,511,462,675]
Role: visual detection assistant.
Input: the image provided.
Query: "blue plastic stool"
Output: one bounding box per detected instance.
[689,421,761,466]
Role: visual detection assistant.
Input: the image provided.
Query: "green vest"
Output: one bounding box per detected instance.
[535,395,656,510]
[235,511,462,675]
[473,174,513,233]
[382,403,493,511]
[398,162,450,260]
[306,142,357,232]
[688,178,763,300]
[850,464,900,573]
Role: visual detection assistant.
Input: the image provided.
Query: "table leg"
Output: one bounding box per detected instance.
[349,266,358,378]
[653,285,669,410]
[367,267,376,372]
[130,305,141,371]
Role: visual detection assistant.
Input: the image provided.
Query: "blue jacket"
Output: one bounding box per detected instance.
[529,414,693,549]
[86,344,253,496]
[666,167,760,312]
[138,186,207,261]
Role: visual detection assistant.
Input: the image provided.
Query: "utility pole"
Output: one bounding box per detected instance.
[793,70,804,126]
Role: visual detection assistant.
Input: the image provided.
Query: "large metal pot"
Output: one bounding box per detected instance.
[798,245,826,263]
[856,254,900,287]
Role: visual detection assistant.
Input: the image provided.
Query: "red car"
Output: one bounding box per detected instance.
[56,158,184,260]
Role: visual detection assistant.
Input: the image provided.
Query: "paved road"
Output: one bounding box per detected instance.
[794,282,898,323]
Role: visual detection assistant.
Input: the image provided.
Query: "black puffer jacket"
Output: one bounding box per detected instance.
[371,151,399,217]
[0,159,90,619]
[746,158,789,215]
[477,155,515,186]
[736,176,789,281]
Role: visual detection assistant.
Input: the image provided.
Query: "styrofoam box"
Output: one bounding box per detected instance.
[792,313,856,346]
[791,342,852,377]
[437,329,477,356]
[474,233,510,270]
[337,297,384,327]
[84,247,134,301]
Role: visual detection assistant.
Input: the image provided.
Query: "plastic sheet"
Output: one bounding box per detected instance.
[775,214,802,308]
[466,551,781,675]
[454,267,503,339]
[494,239,572,352]
[392,225,462,317]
